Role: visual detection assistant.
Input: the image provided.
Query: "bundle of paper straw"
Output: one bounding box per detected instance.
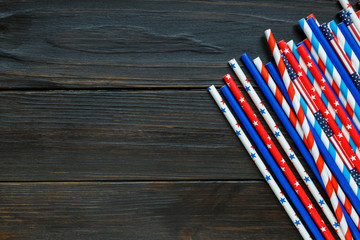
[208,1,360,239]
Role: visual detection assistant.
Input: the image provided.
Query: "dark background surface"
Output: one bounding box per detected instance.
[0,0,346,239]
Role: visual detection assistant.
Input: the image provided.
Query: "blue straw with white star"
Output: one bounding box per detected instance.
[208,84,317,240]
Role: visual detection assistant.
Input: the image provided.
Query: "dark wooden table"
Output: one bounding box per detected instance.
[0,0,347,239]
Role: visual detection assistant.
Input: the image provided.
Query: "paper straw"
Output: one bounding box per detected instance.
[279,41,360,171]
[265,29,360,232]
[319,24,360,93]
[329,19,360,75]
[281,51,360,187]
[208,85,313,239]
[306,17,360,107]
[338,0,360,41]
[296,44,360,152]
[287,39,355,142]
[300,19,360,135]
[245,53,360,239]
[227,61,345,239]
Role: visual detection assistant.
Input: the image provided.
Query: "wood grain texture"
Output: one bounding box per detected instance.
[0,181,302,240]
[0,0,340,89]
[0,90,310,181]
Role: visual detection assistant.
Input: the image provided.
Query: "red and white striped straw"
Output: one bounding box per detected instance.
[208,85,312,239]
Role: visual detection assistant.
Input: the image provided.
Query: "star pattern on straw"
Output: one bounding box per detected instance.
[221,108,226,113]
[304,176,310,183]
[236,130,241,136]
[280,198,286,204]
[319,24,334,41]
[265,175,271,181]
[346,124,352,130]
[275,131,280,137]
[339,9,352,26]
[337,132,343,138]
[260,108,266,114]
[321,226,326,232]
[245,86,251,91]
[250,152,256,158]
[294,220,301,226]
[319,199,325,206]
[239,97,245,103]
[230,63,236,69]
[307,204,313,210]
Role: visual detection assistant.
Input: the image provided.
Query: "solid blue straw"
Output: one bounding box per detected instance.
[307,17,360,107]
[220,85,324,240]
[241,52,360,239]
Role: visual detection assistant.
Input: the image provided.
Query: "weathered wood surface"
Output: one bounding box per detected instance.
[0,0,339,89]
[0,0,346,239]
[0,182,302,240]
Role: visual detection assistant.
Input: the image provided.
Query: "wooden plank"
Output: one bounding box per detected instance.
[0,0,339,89]
[0,181,303,239]
[0,90,315,181]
